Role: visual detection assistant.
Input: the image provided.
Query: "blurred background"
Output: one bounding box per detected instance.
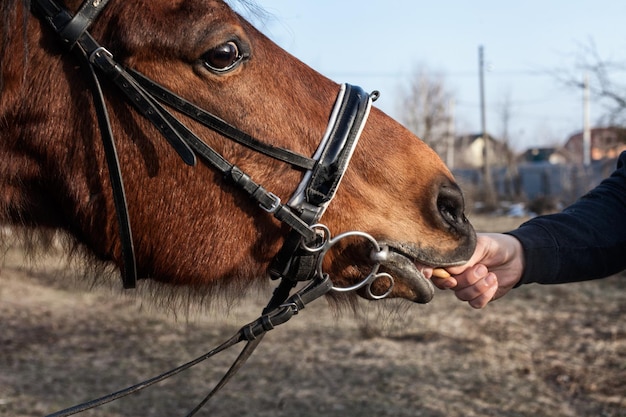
[233,0,626,215]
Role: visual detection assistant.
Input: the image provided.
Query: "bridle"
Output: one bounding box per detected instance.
[31,0,397,415]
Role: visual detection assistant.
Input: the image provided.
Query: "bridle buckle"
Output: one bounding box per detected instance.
[259,192,281,213]
[88,46,112,63]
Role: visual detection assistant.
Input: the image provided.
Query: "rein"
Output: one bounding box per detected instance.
[31,0,394,415]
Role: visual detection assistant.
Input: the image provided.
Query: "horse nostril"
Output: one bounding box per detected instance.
[436,182,467,229]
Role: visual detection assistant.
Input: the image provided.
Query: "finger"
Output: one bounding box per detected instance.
[454,272,497,304]
[467,273,498,309]
[454,264,489,289]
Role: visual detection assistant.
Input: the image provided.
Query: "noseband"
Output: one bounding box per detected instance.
[31,0,395,415]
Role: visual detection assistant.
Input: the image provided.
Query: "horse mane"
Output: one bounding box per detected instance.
[0,0,27,94]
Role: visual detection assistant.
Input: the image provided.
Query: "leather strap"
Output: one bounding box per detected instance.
[59,0,110,48]
[44,275,332,417]
[32,0,140,288]
[307,84,370,206]
[32,0,108,47]
[128,69,316,171]
[77,47,139,288]
[89,47,197,166]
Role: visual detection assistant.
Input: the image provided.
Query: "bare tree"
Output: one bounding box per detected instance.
[559,39,626,127]
[397,66,454,158]
[498,90,520,199]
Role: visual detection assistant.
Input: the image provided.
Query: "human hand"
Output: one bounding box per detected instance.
[431,233,525,308]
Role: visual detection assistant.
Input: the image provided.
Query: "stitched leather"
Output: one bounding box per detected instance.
[59,0,111,47]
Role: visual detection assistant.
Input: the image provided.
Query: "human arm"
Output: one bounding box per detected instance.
[508,151,626,285]
[439,151,626,308]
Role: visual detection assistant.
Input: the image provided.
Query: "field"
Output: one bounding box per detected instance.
[1,215,625,417]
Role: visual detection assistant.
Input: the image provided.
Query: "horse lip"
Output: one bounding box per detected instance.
[376,243,436,304]
[381,241,468,268]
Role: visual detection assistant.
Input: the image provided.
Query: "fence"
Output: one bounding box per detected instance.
[453,158,619,208]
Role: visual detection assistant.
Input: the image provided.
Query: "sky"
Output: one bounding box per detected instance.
[232,1,626,151]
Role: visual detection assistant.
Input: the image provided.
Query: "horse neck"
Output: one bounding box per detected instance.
[1,6,119,258]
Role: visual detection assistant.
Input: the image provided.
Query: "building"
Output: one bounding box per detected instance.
[452,133,512,169]
[518,147,568,165]
[563,127,626,165]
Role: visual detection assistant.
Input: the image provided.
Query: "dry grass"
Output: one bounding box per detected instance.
[1,215,625,416]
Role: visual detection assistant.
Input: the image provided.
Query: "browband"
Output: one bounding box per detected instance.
[269,85,373,282]
[288,84,372,223]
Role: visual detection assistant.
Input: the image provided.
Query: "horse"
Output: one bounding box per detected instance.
[0,0,475,309]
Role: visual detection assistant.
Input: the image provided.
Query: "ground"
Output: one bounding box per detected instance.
[1,215,625,417]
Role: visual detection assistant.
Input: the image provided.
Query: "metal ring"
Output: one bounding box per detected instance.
[314,230,393,298]
[365,272,395,300]
[301,224,331,253]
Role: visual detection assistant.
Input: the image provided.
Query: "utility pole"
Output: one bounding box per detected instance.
[479,45,496,209]
[583,72,591,167]
[446,98,455,169]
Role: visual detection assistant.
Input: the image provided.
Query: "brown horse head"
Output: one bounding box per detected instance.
[0,0,475,304]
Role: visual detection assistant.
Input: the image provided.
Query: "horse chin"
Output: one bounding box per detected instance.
[376,248,435,304]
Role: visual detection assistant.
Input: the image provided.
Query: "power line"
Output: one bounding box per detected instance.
[324,68,554,79]
[456,95,568,108]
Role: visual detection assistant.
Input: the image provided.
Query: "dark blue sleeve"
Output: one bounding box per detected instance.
[507,151,626,285]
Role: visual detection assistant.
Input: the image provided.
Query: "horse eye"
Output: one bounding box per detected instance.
[202,41,244,73]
